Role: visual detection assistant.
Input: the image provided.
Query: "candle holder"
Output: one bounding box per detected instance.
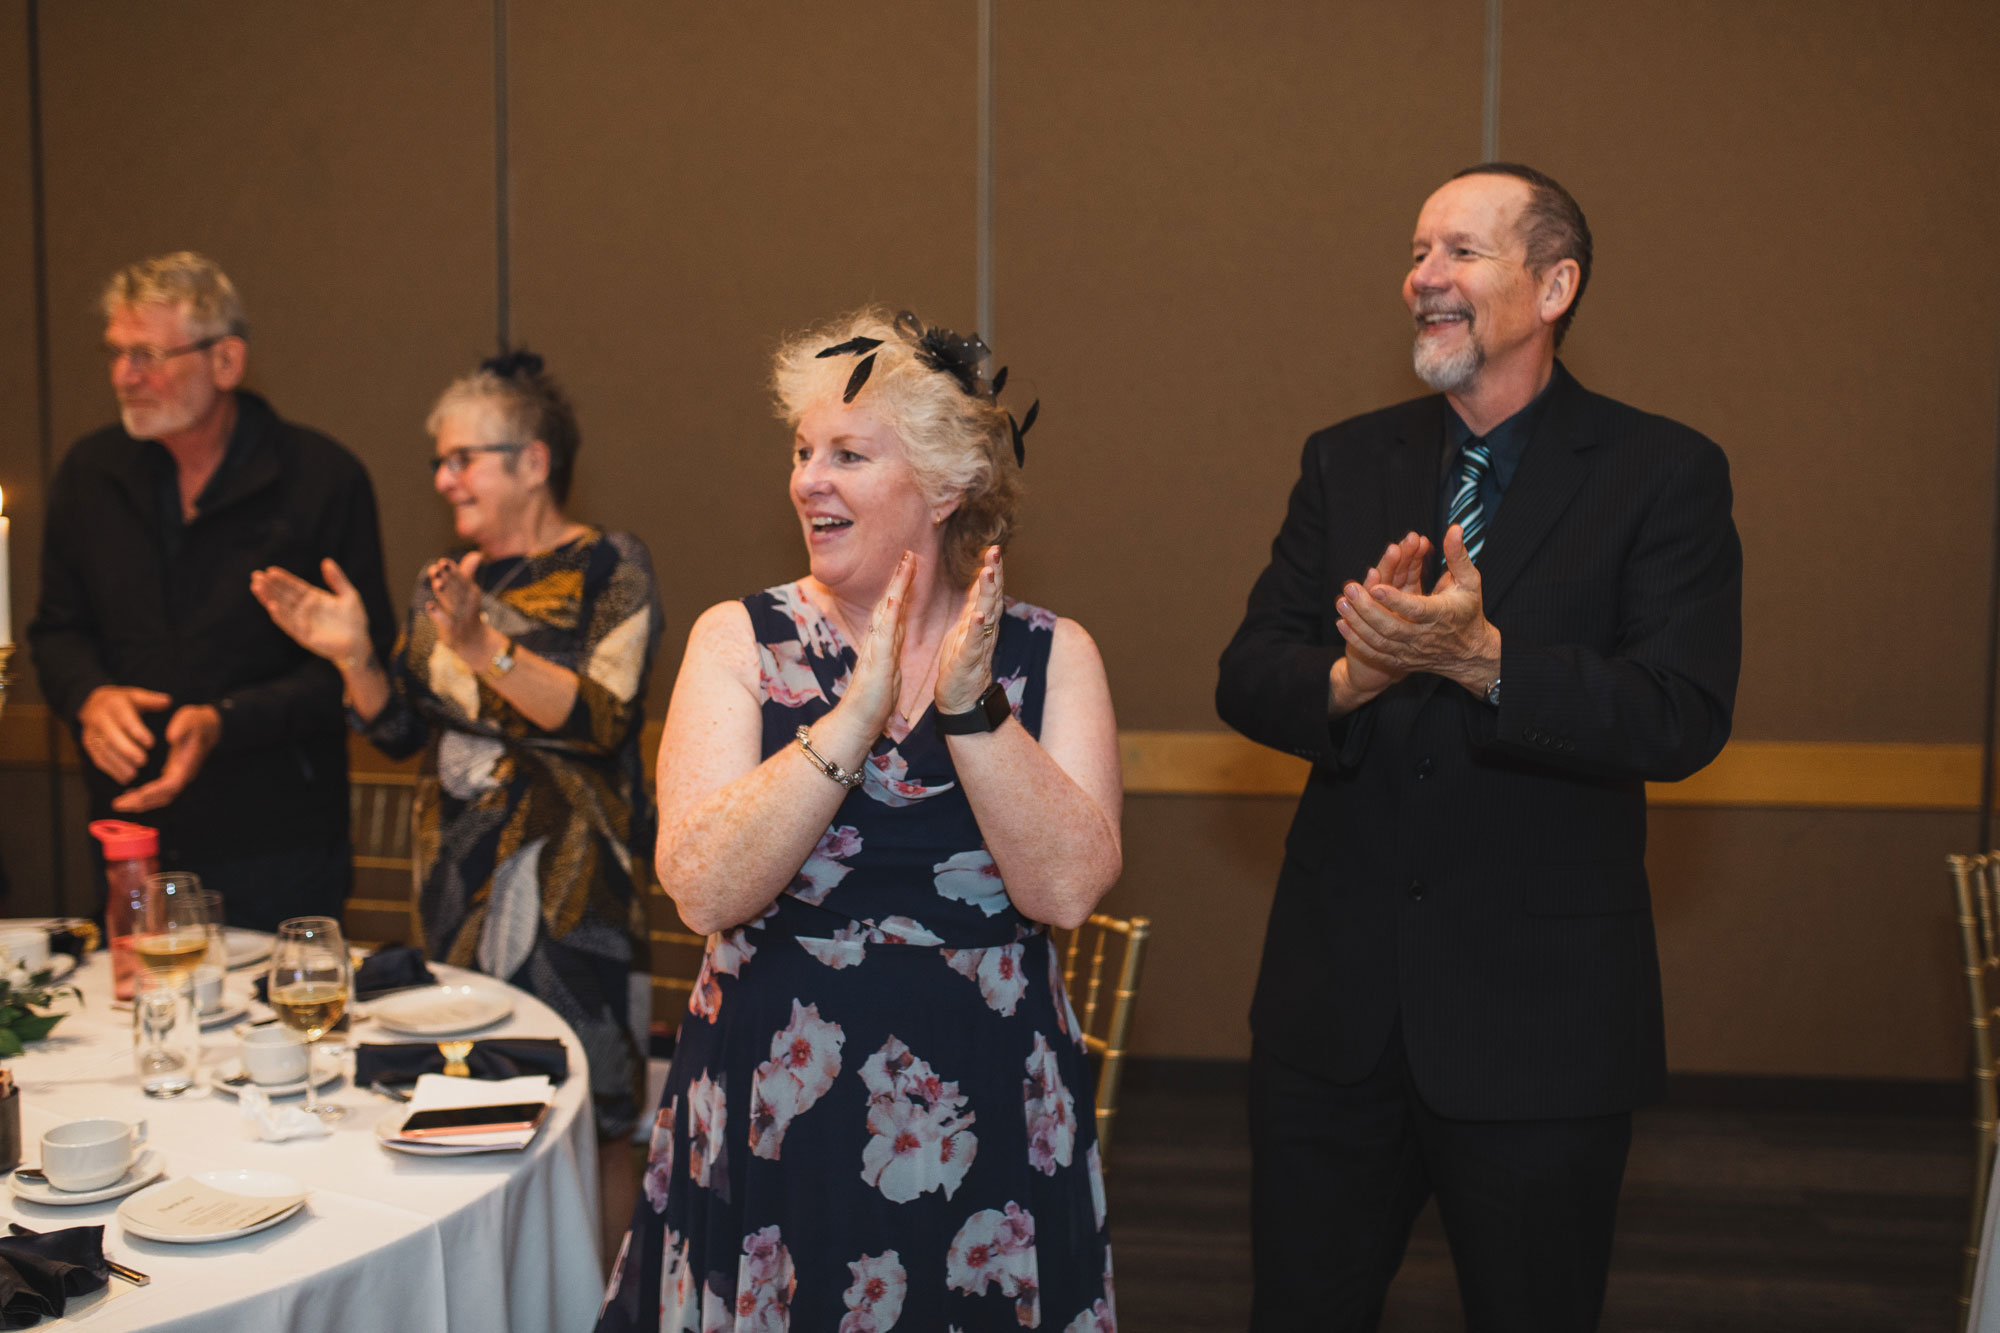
[0,643,12,724]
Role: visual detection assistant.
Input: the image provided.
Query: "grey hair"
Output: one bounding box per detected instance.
[773,306,1023,587]
[100,251,248,340]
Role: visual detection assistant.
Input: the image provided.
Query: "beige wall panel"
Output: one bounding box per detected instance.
[508,2,977,703]
[995,0,1485,728]
[34,2,496,628]
[1501,1,2000,743]
[1649,804,1972,1080]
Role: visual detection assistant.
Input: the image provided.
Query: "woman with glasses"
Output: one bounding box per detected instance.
[251,349,660,1243]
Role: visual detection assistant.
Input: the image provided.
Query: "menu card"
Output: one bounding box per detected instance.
[385,1074,554,1150]
[120,1178,306,1237]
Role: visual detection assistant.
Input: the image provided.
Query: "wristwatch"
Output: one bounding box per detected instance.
[1484,675,1502,707]
[936,681,1013,735]
[484,638,517,681]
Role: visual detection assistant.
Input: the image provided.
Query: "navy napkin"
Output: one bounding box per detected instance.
[355,1038,569,1087]
[352,945,437,1000]
[0,1226,109,1328]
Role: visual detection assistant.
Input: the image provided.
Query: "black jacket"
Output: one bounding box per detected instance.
[29,391,396,863]
[1216,365,1742,1119]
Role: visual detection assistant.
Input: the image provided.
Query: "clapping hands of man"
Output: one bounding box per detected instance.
[1331,525,1504,711]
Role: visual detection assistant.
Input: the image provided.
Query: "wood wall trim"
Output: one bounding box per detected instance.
[1,704,1985,811]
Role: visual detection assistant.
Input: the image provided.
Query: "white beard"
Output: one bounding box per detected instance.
[1412,327,1484,395]
[120,398,200,442]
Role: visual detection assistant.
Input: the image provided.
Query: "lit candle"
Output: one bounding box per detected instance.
[0,486,10,644]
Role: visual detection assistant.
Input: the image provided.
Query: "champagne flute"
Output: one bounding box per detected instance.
[267,916,351,1123]
[134,872,211,981]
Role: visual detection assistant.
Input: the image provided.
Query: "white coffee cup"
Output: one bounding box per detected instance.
[191,963,224,1015]
[239,1026,310,1086]
[0,929,49,975]
[42,1118,146,1192]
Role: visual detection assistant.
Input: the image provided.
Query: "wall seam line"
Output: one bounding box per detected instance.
[1482,0,1501,161]
[976,0,995,343]
[493,0,510,351]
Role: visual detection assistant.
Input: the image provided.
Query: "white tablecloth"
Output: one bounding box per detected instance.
[1,952,603,1332]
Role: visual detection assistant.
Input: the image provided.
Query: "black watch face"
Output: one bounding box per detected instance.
[979,680,1011,729]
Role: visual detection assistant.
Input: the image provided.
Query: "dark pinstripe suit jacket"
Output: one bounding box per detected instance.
[1216,364,1742,1120]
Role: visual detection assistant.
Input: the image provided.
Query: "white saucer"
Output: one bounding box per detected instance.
[198,1000,250,1029]
[373,1120,528,1156]
[208,1057,342,1099]
[222,929,274,970]
[10,1151,165,1205]
[369,983,513,1036]
[118,1169,307,1243]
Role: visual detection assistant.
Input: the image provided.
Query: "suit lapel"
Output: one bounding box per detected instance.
[1474,365,1597,614]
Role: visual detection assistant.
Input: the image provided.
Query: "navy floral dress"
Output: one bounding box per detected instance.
[600,582,1115,1332]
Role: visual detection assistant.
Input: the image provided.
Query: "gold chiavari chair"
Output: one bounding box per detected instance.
[344,774,420,950]
[1053,912,1152,1157]
[1946,851,2000,1331]
[645,882,708,1035]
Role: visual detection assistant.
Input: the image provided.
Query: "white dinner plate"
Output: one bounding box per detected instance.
[223,929,274,970]
[372,1119,530,1156]
[118,1169,307,1244]
[207,1057,342,1099]
[368,983,513,1036]
[10,1151,165,1206]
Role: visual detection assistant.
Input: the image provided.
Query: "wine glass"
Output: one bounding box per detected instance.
[135,872,212,981]
[267,916,351,1123]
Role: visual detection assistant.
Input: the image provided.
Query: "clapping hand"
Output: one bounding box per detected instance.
[251,559,372,668]
[111,704,220,813]
[423,553,487,657]
[76,684,171,784]
[1337,524,1501,691]
[936,546,1003,715]
[1338,532,1431,696]
[832,551,913,742]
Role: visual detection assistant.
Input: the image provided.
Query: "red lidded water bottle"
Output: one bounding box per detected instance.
[89,820,158,1001]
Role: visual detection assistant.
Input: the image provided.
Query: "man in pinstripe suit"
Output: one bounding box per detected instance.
[1217,165,1742,1330]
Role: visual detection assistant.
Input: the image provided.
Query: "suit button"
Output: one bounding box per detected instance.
[1414,757,1434,780]
[1408,879,1425,902]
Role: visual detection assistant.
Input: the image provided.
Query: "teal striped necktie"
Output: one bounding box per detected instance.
[1446,437,1493,563]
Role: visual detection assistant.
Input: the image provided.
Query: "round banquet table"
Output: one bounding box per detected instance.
[0,949,604,1332]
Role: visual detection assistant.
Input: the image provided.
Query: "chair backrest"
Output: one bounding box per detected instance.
[644,882,707,1037]
[1946,852,2000,1330]
[345,775,420,949]
[1053,912,1152,1156]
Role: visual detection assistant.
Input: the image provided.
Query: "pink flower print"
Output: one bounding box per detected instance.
[944,943,1030,1016]
[757,640,826,709]
[791,825,862,906]
[863,748,955,807]
[643,1098,678,1212]
[1004,598,1058,632]
[838,1250,907,1332]
[731,1226,796,1333]
[750,1001,845,1161]
[799,927,870,970]
[1023,1032,1077,1176]
[934,849,1009,917]
[858,1036,978,1203]
[686,1071,730,1200]
[945,1202,1041,1327]
[769,582,846,661]
[662,1227,699,1332]
[1061,1301,1116,1333]
[1087,1141,1107,1231]
[997,669,1028,717]
[860,1093,979,1203]
[869,915,943,946]
[689,927,759,1024]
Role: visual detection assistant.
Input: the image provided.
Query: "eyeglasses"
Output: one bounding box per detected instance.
[429,443,525,476]
[104,335,227,373]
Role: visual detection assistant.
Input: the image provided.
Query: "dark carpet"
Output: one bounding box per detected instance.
[1104,1064,1973,1332]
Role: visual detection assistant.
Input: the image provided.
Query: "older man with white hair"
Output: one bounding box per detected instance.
[30,252,394,930]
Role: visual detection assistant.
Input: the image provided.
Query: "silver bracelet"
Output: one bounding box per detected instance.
[795,726,864,790]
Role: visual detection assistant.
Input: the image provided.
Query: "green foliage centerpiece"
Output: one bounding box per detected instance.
[0,967,79,1056]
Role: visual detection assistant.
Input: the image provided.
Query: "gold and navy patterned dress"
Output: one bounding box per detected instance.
[359,527,660,1137]
[598,582,1115,1333]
